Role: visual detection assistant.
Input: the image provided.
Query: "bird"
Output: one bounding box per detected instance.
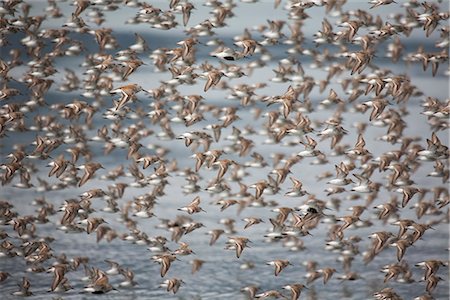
[12,277,32,296]
[109,84,143,111]
[363,98,390,121]
[0,272,11,282]
[282,283,307,300]
[255,289,288,299]
[84,269,115,294]
[190,259,205,274]
[389,238,412,261]
[213,159,237,182]
[241,285,259,299]
[346,133,371,156]
[118,268,138,288]
[327,163,353,186]
[178,196,206,214]
[249,180,269,199]
[181,2,195,26]
[104,259,121,275]
[152,253,178,277]
[368,231,395,254]
[47,154,69,178]
[225,236,251,258]
[203,69,227,92]
[319,268,337,284]
[351,174,375,193]
[84,217,107,234]
[234,39,259,57]
[369,0,397,9]
[210,46,242,61]
[206,229,225,246]
[159,278,184,294]
[267,259,292,276]
[415,260,447,280]
[425,274,443,293]
[48,264,69,292]
[77,162,104,187]
[243,217,264,229]
[373,287,402,300]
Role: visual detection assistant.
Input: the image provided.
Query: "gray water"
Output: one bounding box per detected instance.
[0,1,449,299]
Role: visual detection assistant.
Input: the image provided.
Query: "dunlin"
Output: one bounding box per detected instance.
[109,84,143,111]
[159,278,184,294]
[267,259,292,276]
[225,236,251,258]
[178,196,206,214]
[77,162,104,187]
[152,253,177,277]
[282,283,307,300]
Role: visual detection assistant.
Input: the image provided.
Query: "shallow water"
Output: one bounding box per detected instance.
[0,1,449,299]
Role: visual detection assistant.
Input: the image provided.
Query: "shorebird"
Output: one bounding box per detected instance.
[48,264,70,292]
[424,274,443,293]
[369,0,397,9]
[190,259,205,274]
[47,154,69,178]
[282,283,307,300]
[83,217,107,234]
[327,163,353,186]
[373,287,402,300]
[180,2,195,26]
[213,159,237,182]
[12,277,32,297]
[243,217,264,229]
[389,238,412,261]
[249,180,269,199]
[159,278,184,294]
[203,69,227,92]
[234,39,259,56]
[267,259,292,276]
[409,223,434,243]
[178,196,206,214]
[77,162,104,187]
[351,174,374,193]
[320,89,343,107]
[206,229,225,246]
[0,272,11,282]
[120,59,145,80]
[396,186,422,208]
[215,199,239,212]
[255,289,288,299]
[109,84,143,111]
[84,269,115,294]
[346,134,371,156]
[129,33,149,53]
[210,46,242,61]
[415,260,447,280]
[272,207,293,225]
[368,231,395,254]
[298,135,321,157]
[363,98,390,121]
[225,236,251,258]
[284,177,309,197]
[318,267,337,284]
[104,260,121,275]
[337,215,361,232]
[241,285,259,299]
[152,253,177,277]
[118,268,138,287]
